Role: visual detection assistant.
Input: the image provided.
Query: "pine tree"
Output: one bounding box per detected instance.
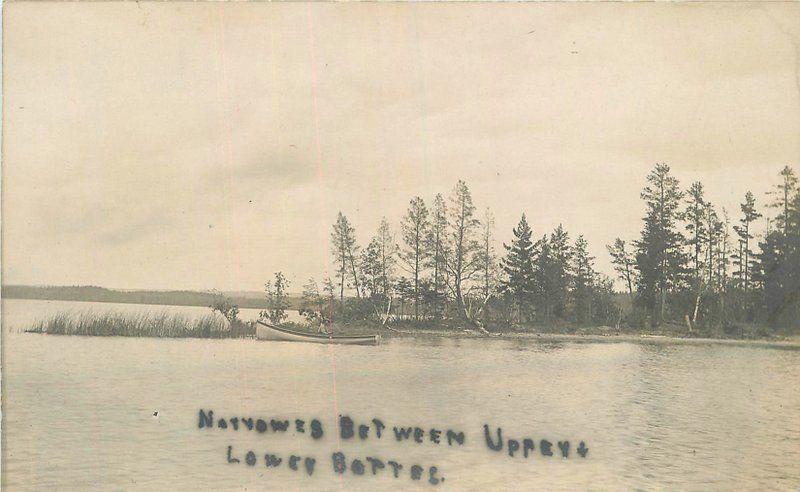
[704,202,722,290]
[400,197,430,322]
[572,235,596,325]
[732,191,762,293]
[684,181,708,281]
[549,224,573,319]
[331,212,361,300]
[767,166,798,238]
[533,235,555,323]
[360,219,398,301]
[361,238,382,299]
[717,208,731,291]
[758,167,800,326]
[501,214,536,322]
[634,163,688,324]
[375,218,398,298]
[684,182,710,326]
[426,193,449,318]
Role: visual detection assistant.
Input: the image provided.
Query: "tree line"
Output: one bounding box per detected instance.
[608,164,799,335]
[265,164,798,337]
[293,179,616,332]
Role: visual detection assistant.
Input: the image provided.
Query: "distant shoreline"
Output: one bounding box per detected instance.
[1,285,301,310]
[4,295,268,310]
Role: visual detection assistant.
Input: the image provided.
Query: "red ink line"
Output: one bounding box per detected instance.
[306,5,343,490]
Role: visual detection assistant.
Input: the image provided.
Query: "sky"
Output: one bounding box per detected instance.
[3,2,799,292]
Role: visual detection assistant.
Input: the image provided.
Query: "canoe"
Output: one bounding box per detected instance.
[256,321,380,345]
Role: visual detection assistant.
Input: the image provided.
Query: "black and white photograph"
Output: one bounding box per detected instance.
[2,2,799,490]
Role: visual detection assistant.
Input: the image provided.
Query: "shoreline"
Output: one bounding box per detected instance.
[13,301,798,349]
[23,326,800,350]
[385,328,800,350]
[288,321,800,350]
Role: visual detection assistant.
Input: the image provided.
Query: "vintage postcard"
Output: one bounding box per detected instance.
[2,1,799,490]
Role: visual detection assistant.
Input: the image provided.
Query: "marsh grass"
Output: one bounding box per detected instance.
[27,311,247,338]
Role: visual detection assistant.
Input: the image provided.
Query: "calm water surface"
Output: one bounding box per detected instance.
[2,299,799,490]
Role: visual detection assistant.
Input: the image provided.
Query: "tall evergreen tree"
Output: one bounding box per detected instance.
[361,238,383,298]
[572,235,596,325]
[757,167,800,326]
[362,218,398,300]
[684,181,708,280]
[400,197,430,322]
[732,191,761,293]
[549,224,573,319]
[767,166,798,238]
[704,202,722,289]
[533,235,556,323]
[501,214,536,322]
[634,163,688,324]
[376,218,398,298]
[331,212,361,300]
[717,208,732,292]
[684,182,710,325]
[426,193,449,318]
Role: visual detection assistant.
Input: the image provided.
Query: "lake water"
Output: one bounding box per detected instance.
[2,299,799,490]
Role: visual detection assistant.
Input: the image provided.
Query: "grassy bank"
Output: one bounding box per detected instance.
[27,311,245,338]
[25,311,799,349]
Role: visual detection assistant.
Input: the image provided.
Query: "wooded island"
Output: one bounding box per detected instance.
[250,164,799,339]
[17,164,800,340]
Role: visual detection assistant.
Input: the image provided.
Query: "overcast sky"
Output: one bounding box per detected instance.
[3,2,799,292]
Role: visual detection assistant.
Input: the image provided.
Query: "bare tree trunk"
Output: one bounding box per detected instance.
[382,297,392,327]
[625,265,635,304]
[349,254,361,298]
[693,291,702,324]
[692,279,703,324]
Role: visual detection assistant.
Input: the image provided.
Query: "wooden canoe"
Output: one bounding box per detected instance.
[256,321,380,345]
